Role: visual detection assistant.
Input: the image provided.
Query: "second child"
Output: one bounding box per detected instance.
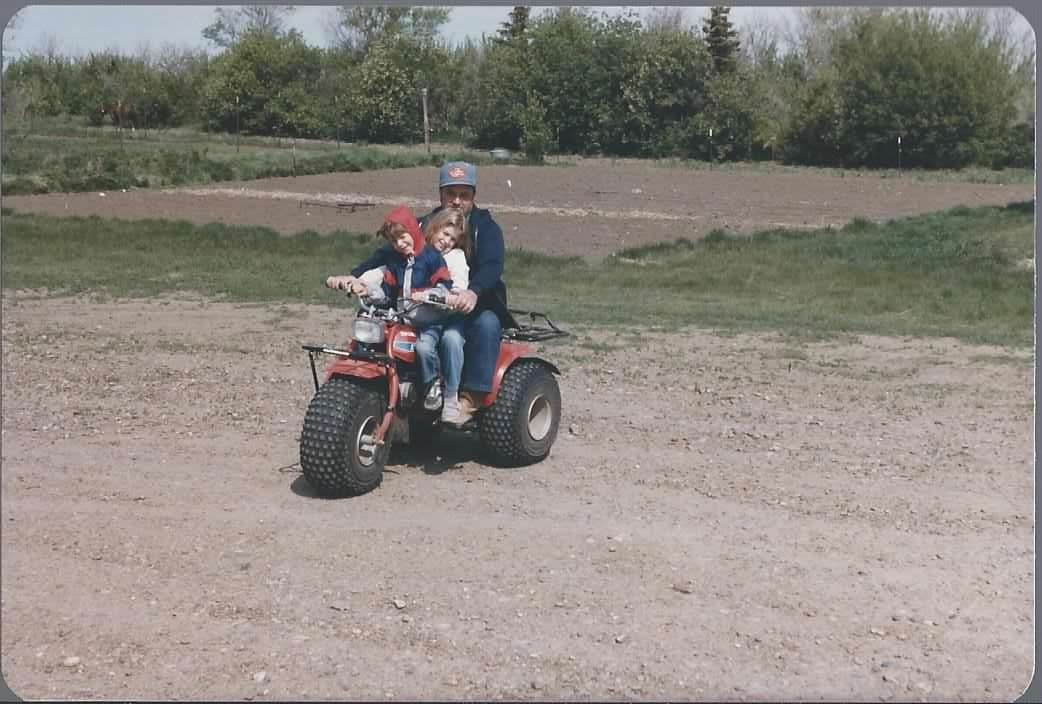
[409,208,471,423]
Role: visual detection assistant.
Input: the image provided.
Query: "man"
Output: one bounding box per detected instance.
[418,161,510,425]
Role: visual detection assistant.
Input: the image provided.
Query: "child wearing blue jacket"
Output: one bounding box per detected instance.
[325,204,453,305]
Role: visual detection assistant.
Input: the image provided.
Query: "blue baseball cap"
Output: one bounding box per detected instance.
[439,161,477,189]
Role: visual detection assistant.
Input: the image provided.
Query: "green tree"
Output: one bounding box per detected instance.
[202,29,324,137]
[470,37,528,148]
[588,11,645,156]
[702,6,740,75]
[314,47,357,141]
[497,6,531,43]
[628,25,710,157]
[741,18,807,158]
[78,51,145,125]
[519,90,552,162]
[702,70,768,161]
[328,6,450,55]
[3,50,74,119]
[152,46,211,128]
[202,5,296,48]
[784,9,1025,168]
[346,37,422,143]
[437,38,481,140]
[525,8,601,152]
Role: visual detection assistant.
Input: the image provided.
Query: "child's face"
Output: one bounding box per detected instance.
[391,231,414,256]
[431,225,461,254]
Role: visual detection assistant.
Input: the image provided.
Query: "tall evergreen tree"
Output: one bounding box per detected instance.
[498,6,531,42]
[702,6,740,75]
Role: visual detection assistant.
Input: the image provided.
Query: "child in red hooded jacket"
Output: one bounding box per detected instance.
[325,204,454,305]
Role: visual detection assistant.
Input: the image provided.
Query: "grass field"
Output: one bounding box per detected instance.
[0,120,498,195]
[1,201,1033,347]
[2,118,1033,195]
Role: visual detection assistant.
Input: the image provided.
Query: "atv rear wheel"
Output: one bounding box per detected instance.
[299,376,389,496]
[479,360,561,466]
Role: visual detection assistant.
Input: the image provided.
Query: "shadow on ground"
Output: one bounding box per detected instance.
[286,428,486,498]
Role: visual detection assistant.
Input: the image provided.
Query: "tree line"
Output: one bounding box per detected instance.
[3,6,1034,169]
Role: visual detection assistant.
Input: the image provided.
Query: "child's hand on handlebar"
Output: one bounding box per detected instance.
[325,275,354,291]
[325,276,368,297]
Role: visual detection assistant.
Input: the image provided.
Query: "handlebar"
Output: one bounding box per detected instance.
[331,283,455,320]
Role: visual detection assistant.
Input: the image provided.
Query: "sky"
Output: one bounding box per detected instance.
[1,5,806,58]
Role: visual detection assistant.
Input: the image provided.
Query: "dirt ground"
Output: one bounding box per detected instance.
[3,162,1033,259]
[0,291,1033,701]
[1,161,1035,700]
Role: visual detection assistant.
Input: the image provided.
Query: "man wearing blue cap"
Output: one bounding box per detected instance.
[419,161,509,425]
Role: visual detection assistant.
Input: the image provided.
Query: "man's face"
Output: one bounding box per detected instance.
[440,185,475,216]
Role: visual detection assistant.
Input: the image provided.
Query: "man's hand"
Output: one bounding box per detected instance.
[451,289,478,314]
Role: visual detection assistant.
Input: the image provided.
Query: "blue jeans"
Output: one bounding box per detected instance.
[462,309,502,393]
[416,316,466,394]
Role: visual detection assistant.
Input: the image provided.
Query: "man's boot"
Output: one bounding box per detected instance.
[446,390,481,426]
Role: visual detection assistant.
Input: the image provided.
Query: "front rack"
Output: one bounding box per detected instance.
[300,343,392,392]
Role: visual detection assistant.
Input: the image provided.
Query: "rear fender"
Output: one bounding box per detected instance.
[483,343,561,407]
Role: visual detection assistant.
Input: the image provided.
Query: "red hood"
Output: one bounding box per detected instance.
[384,205,425,255]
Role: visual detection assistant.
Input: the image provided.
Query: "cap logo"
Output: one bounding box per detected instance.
[448,167,466,178]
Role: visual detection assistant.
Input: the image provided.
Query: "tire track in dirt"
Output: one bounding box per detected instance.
[166,186,710,224]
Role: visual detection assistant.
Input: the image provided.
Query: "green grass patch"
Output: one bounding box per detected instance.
[1,201,1034,347]
[0,129,497,194]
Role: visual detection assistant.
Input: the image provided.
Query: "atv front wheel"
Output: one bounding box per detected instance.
[479,360,561,466]
[299,377,389,496]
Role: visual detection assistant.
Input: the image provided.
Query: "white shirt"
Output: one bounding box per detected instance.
[443,249,470,291]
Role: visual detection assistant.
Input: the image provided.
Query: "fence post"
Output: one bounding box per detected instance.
[422,87,431,154]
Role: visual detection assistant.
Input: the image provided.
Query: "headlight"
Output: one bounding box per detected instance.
[353,318,385,344]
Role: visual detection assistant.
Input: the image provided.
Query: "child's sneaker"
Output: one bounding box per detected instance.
[441,396,461,424]
[423,381,443,411]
